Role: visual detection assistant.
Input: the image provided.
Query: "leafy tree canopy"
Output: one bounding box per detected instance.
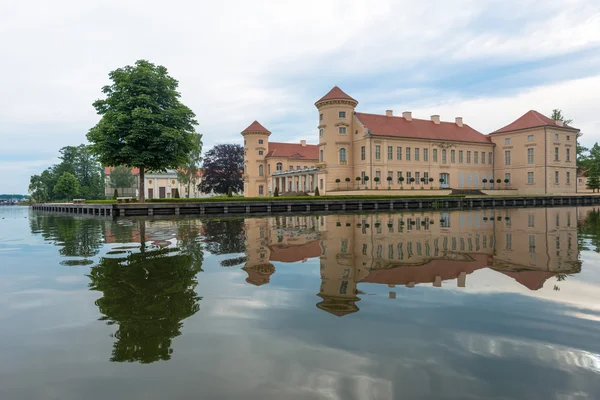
[87,59,198,201]
[54,172,80,201]
[109,166,137,188]
[199,144,244,195]
[176,133,203,198]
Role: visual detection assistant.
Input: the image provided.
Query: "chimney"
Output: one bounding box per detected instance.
[455,117,463,127]
[402,111,412,121]
[386,110,393,117]
[431,115,440,124]
[555,120,564,127]
[300,139,306,146]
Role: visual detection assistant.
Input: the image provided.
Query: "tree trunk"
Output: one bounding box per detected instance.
[139,167,145,202]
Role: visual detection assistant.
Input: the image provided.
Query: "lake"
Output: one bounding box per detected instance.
[0,205,599,399]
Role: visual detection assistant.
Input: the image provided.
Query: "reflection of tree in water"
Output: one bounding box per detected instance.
[89,221,203,364]
[579,209,600,253]
[202,218,246,259]
[29,213,105,257]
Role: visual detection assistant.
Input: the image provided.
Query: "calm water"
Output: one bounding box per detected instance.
[0,206,599,399]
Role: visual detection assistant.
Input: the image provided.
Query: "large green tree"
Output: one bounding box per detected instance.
[109,165,137,189]
[176,133,203,198]
[87,60,198,202]
[54,172,80,201]
[199,144,244,194]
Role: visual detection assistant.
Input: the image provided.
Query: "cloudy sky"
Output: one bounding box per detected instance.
[1,0,600,194]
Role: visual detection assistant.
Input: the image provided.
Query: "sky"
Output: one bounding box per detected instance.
[1,0,600,194]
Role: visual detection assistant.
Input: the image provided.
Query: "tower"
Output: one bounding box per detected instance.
[315,86,358,194]
[241,121,271,197]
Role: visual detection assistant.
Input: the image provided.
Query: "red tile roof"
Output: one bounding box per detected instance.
[104,166,140,175]
[355,112,491,143]
[242,120,271,134]
[316,86,358,104]
[267,142,319,159]
[492,110,579,134]
[496,270,557,291]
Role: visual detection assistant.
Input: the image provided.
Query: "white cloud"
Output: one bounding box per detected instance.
[1,0,599,192]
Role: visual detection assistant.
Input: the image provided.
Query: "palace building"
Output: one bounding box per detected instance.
[242,86,579,197]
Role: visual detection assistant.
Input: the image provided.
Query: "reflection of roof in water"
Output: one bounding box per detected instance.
[362,253,490,286]
[269,240,321,263]
[495,270,558,291]
[242,263,275,286]
[316,294,360,317]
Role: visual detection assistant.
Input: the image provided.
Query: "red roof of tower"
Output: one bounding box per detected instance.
[355,112,491,144]
[242,120,271,134]
[266,142,319,159]
[316,86,357,104]
[492,110,579,134]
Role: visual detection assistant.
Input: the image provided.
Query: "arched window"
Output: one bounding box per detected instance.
[258,165,264,176]
[339,148,347,163]
[320,149,324,162]
[276,162,283,171]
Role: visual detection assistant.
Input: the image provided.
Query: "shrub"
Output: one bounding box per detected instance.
[314,186,320,196]
[496,179,502,184]
[227,187,233,197]
[273,186,279,197]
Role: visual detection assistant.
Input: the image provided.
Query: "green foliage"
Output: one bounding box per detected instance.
[54,172,80,201]
[85,199,117,204]
[227,187,233,197]
[87,60,198,201]
[29,145,104,202]
[109,166,136,189]
[496,179,502,183]
[273,186,279,197]
[113,188,119,199]
[176,133,203,198]
[200,144,244,195]
[587,173,600,192]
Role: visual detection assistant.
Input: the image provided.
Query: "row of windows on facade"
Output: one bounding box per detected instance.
[521,171,572,185]
[343,146,495,164]
[504,147,571,166]
[256,163,316,176]
[505,133,572,145]
[319,111,346,121]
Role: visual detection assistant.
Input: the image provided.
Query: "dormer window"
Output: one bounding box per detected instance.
[339,111,346,118]
[338,127,347,134]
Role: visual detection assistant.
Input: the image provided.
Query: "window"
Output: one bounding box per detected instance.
[319,113,323,121]
[474,151,478,164]
[361,171,366,184]
[529,235,536,253]
[388,146,393,160]
[459,150,463,163]
[276,162,283,171]
[339,111,346,118]
[527,148,534,164]
[481,152,485,164]
[566,148,571,162]
[528,135,534,141]
[397,171,403,183]
[442,149,447,164]
[505,151,511,166]
[566,171,571,185]
[553,147,559,161]
[375,145,381,160]
[406,171,412,181]
[433,148,438,162]
[415,172,420,182]
[415,148,420,161]
[567,135,570,141]
[504,173,511,183]
[555,134,559,141]
[528,214,535,227]
[338,127,347,134]
[406,147,411,161]
[424,148,429,161]
[289,165,294,171]
[258,150,264,156]
[376,170,381,180]
[361,146,366,160]
[258,139,264,144]
[319,149,324,162]
[505,138,510,145]
[397,147,402,160]
[259,185,264,195]
[319,129,324,136]
[424,171,429,181]
[527,171,534,184]
[488,152,492,164]
[467,151,471,163]
[339,148,347,163]
[555,171,559,185]
[388,171,393,180]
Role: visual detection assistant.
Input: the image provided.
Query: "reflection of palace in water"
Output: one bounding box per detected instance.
[244,207,586,316]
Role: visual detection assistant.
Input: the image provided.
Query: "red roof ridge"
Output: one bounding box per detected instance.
[492,110,579,134]
[242,120,271,134]
[316,86,358,105]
